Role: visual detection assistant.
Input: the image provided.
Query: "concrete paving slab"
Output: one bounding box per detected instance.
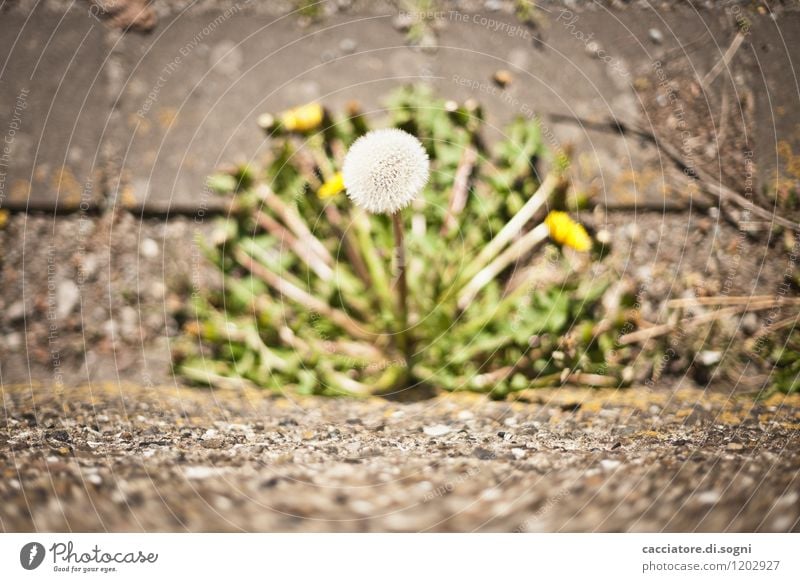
[0,3,108,211]
[2,2,798,220]
[108,7,681,213]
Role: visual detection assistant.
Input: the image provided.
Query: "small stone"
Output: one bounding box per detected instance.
[423,424,452,437]
[600,459,621,471]
[741,312,759,334]
[339,38,357,54]
[726,442,744,451]
[351,499,374,514]
[585,40,602,57]
[696,490,720,505]
[648,28,663,44]
[492,69,513,87]
[511,448,526,460]
[480,487,501,501]
[57,280,81,319]
[7,300,28,322]
[140,238,159,259]
[86,473,102,486]
[775,492,799,508]
[473,447,496,460]
[201,438,224,450]
[5,332,22,350]
[457,410,474,421]
[47,429,71,443]
[184,466,216,480]
[698,351,721,366]
[392,12,414,31]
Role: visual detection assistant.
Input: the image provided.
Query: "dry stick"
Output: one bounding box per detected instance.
[666,295,798,308]
[567,373,619,387]
[702,31,746,91]
[255,210,333,281]
[619,302,783,345]
[458,222,549,310]
[753,315,800,340]
[461,173,558,283]
[234,248,373,342]
[441,147,478,235]
[629,120,800,232]
[716,89,730,149]
[255,184,334,265]
[546,114,800,232]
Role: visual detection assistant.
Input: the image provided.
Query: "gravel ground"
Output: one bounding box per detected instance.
[1,382,798,532]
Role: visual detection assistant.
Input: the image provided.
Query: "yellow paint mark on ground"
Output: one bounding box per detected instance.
[9,179,31,202]
[765,393,800,408]
[120,185,137,208]
[717,411,742,425]
[51,166,83,206]
[157,107,179,129]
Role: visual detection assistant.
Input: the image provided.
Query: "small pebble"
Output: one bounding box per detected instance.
[696,490,721,505]
[492,69,513,87]
[648,28,663,44]
[339,38,357,54]
[423,424,452,437]
[600,459,621,471]
[140,238,159,259]
[585,40,602,57]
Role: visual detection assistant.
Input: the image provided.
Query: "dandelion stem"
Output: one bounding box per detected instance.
[392,212,412,374]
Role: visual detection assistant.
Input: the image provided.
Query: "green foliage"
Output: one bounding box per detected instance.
[175,86,633,396]
[757,331,800,396]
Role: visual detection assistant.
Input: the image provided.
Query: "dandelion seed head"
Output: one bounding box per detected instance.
[342,128,429,214]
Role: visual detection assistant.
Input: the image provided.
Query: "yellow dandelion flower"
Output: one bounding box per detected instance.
[0,208,9,229]
[318,172,345,199]
[545,211,592,252]
[280,103,324,133]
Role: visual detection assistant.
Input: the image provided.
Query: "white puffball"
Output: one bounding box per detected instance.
[342,128,429,214]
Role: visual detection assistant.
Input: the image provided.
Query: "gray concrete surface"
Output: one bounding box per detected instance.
[1,1,799,214]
